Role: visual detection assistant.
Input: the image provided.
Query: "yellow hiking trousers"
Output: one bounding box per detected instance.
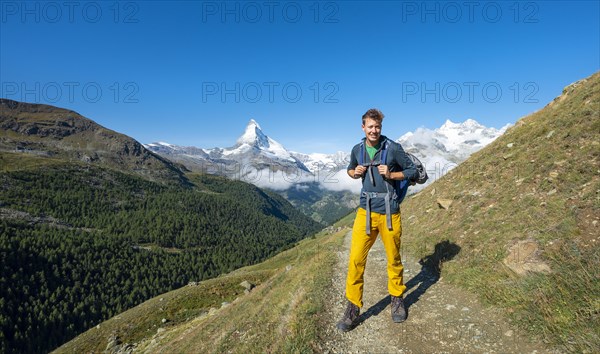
[345,208,405,308]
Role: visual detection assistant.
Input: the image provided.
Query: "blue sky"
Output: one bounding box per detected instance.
[1,1,598,153]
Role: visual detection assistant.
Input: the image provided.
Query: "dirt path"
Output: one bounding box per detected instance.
[320,230,557,353]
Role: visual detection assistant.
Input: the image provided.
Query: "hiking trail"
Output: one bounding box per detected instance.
[319,230,558,353]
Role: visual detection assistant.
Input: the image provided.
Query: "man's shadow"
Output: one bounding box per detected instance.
[358,240,461,323]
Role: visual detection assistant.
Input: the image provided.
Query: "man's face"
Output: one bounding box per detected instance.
[362,118,382,146]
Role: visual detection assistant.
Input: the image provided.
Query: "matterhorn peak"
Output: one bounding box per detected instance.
[247,118,261,129]
[237,119,270,148]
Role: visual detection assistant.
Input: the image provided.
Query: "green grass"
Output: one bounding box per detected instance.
[401,72,600,352]
[55,213,354,353]
[0,151,67,171]
[52,269,275,353]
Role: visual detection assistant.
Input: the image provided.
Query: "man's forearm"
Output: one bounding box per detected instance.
[385,171,405,181]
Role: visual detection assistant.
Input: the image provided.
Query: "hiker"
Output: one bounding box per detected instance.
[337,108,418,332]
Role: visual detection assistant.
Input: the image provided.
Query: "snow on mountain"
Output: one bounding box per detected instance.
[145,119,313,190]
[144,141,210,161]
[285,150,361,193]
[398,118,509,161]
[146,141,175,148]
[397,118,510,191]
[289,151,349,174]
[236,119,269,147]
[146,120,293,163]
[145,118,509,193]
[201,119,299,164]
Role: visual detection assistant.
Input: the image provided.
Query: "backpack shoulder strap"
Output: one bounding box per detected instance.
[360,138,391,166]
[381,139,390,165]
[358,141,365,166]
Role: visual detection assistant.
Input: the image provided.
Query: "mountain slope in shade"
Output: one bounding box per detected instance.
[0,99,186,184]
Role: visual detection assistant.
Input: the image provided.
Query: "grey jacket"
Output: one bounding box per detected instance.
[347,136,417,214]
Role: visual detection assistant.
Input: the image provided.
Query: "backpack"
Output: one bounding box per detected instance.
[356,139,428,233]
[358,139,428,204]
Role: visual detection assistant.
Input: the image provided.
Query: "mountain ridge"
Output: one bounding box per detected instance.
[145,117,509,224]
[145,119,310,179]
[398,118,509,191]
[56,71,599,353]
[146,117,508,193]
[0,98,187,184]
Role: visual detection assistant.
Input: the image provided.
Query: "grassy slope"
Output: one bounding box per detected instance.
[55,214,354,353]
[56,73,598,353]
[401,72,599,352]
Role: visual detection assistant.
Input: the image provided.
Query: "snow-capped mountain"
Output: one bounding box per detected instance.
[290,119,508,186]
[222,119,305,168]
[289,151,349,174]
[145,117,509,224]
[145,141,210,159]
[145,119,310,182]
[145,118,509,193]
[290,118,508,193]
[399,119,510,162]
[397,118,510,190]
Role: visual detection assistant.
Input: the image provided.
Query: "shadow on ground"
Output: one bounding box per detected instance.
[359,240,461,324]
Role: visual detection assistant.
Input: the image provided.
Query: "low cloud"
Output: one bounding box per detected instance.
[230,165,362,194]
[317,168,362,194]
[241,167,317,191]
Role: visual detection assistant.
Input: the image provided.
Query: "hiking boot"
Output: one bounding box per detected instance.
[336,301,360,332]
[390,295,407,323]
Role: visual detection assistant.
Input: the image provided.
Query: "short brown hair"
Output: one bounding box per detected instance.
[362,108,384,125]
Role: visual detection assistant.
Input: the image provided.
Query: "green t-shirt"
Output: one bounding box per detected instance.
[365,142,381,160]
